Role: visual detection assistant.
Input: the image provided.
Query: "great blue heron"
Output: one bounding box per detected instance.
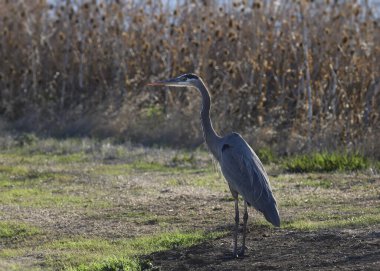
[147,73,280,258]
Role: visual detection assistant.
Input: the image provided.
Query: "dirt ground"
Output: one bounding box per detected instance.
[146,225,380,270]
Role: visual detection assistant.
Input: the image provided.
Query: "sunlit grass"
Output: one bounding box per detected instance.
[284,213,380,231]
[284,152,370,172]
[44,231,226,270]
[0,221,41,239]
[0,152,88,165]
[0,187,103,208]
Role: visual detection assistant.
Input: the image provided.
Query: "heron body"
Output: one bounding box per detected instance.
[220,132,280,227]
[147,73,280,257]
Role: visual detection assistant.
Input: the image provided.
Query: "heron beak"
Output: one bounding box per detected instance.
[146,78,184,87]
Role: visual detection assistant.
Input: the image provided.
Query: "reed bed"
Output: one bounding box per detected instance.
[0,0,379,157]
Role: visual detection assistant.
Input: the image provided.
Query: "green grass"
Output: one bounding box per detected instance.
[170,153,197,167]
[70,257,145,271]
[0,152,88,165]
[44,230,226,270]
[0,185,110,208]
[0,162,112,209]
[284,152,370,172]
[256,147,277,164]
[1,135,379,270]
[284,213,380,230]
[0,221,41,239]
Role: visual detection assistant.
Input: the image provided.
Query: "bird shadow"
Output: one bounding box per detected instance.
[140,226,256,270]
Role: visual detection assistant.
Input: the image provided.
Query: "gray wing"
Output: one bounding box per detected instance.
[220,133,280,226]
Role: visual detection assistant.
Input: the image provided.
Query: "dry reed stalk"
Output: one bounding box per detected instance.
[0,0,378,156]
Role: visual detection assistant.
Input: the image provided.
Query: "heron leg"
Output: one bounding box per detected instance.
[239,201,248,257]
[233,196,239,258]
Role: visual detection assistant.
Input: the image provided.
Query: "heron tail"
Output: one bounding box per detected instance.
[263,204,280,227]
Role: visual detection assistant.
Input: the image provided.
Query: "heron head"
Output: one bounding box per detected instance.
[147,73,200,88]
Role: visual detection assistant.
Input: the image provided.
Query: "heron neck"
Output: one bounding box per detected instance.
[195,80,221,160]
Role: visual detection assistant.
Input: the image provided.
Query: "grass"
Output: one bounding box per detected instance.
[70,257,144,271]
[256,148,277,164]
[94,161,210,177]
[165,172,226,192]
[88,210,169,226]
[0,136,379,270]
[284,152,370,173]
[295,178,333,189]
[43,231,226,270]
[284,213,380,231]
[0,187,96,208]
[0,221,41,239]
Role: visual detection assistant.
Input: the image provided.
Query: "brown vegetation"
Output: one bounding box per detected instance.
[0,0,379,156]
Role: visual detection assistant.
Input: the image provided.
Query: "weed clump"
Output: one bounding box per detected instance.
[284,152,370,173]
[0,221,40,239]
[257,147,277,164]
[72,257,151,271]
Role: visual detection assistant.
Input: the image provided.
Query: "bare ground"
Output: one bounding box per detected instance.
[146,226,380,271]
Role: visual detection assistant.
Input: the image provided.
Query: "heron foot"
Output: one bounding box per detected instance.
[237,246,247,257]
[230,246,247,259]
[222,250,244,260]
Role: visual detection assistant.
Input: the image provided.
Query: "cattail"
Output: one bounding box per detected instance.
[228,31,237,42]
[142,42,150,53]
[59,32,65,41]
[214,29,221,38]
[354,7,360,17]
[229,19,234,28]
[252,2,261,9]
